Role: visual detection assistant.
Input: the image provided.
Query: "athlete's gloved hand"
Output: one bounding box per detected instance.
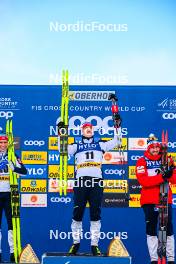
[0,160,8,170]
[8,161,15,171]
[162,165,175,179]
[113,113,122,128]
[56,121,65,135]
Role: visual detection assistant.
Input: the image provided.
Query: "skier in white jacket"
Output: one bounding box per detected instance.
[57,114,122,256]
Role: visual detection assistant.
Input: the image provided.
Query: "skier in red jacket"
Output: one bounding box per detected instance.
[136,134,176,264]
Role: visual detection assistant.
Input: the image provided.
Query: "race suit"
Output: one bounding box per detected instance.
[0,152,27,254]
[136,151,176,262]
[58,129,121,246]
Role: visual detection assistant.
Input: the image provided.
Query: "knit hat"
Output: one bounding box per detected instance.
[81,122,93,129]
[147,133,161,150]
[0,133,8,141]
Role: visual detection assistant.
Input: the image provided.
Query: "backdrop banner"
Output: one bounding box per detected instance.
[0,85,176,263]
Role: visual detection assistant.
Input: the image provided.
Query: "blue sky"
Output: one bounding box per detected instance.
[0,0,176,85]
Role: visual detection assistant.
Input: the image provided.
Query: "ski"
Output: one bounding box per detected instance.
[108,93,123,159]
[108,93,128,198]
[59,70,69,195]
[6,119,21,263]
[157,130,169,264]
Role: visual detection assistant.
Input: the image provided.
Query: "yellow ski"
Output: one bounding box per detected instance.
[59,70,69,195]
[6,120,21,263]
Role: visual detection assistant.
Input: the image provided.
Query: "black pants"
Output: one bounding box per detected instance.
[0,192,13,230]
[73,177,104,222]
[142,204,173,236]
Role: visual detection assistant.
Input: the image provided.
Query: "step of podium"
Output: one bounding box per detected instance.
[42,253,132,264]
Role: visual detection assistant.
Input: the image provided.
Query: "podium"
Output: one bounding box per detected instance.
[41,253,132,264]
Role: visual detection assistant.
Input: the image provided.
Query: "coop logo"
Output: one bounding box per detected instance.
[162,113,176,119]
[131,155,143,161]
[69,91,115,101]
[50,116,128,137]
[69,116,128,134]
[0,111,13,119]
[104,169,125,176]
[50,197,71,204]
[168,142,176,149]
[24,140,45,147]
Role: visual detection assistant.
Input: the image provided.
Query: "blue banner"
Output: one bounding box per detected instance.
[0,85,176,263]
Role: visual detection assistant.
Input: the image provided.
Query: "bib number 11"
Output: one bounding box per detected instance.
[85,151,94,160]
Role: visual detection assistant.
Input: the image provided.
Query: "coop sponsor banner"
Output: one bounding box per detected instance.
[103,165,127,179]
[20,179,47,192]
[103,152,128,164]
[21,193,47,207]
[23,139,46,149]
[128,138,147,151]
[129,152,143,164]
[48,193,73,206]
[21,151,47,164]
[48,165,74,178]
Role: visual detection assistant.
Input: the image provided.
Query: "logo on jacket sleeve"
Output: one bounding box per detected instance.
[136,166,145,174]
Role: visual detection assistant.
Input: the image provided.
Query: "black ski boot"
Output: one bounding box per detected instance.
[10,253,15,263]
[0,253,2,262]
[151,262,157,264]
[91,246,101,256]
[168,262,175,264]
[68,243,80,255]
